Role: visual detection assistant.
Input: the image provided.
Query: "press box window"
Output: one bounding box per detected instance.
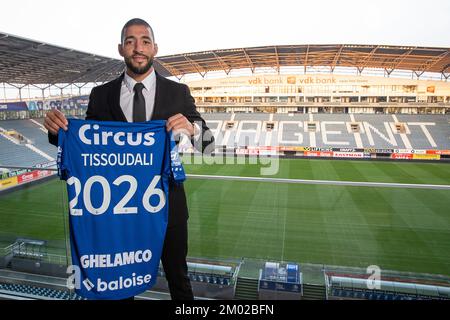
[306,122,317,132]
[350,123,360,133]
[395,122,406,134]
[225,121,236,130]
[266,122,275,131]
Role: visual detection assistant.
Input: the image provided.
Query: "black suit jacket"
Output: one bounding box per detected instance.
[49,72,214,227]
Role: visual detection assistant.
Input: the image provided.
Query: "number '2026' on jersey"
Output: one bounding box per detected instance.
[57,118,185,300]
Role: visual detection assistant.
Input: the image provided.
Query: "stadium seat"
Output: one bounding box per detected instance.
[0,282,85,300]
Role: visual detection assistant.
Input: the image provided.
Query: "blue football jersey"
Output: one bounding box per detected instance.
[57,118,185,300]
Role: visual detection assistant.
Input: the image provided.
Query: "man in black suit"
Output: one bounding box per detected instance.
[44,18,214,300]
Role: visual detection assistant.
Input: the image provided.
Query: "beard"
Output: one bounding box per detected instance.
[124,54,154,75]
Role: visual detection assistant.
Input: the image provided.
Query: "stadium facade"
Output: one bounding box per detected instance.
[187,73,450,114]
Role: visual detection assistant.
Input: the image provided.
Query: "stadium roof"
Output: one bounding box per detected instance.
[1,31,449,84]
[0,32,125,85]
[157,45,450,79]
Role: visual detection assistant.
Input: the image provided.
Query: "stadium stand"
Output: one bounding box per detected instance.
[154,261,236,299]
[327,275,450,300]
[0,119,57,169]
[330,288,417,300]
[0,282,84,300]
[331,288,422,300]
[0,135,50,167]
[0,114,448,167]
[0,120,57,157]
[202,113,450,149]
[157,261,233,287]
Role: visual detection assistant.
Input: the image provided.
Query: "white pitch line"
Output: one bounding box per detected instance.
[186,174,450,190]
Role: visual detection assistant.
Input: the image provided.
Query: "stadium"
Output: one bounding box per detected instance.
[0,31,450,301]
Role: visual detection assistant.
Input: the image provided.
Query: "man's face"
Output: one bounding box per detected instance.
[118,24,158,75]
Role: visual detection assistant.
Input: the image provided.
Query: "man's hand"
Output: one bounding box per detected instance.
[44,109,68,135]
[166,113,195,137]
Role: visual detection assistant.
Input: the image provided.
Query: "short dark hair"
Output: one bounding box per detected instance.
[121,18,155,44]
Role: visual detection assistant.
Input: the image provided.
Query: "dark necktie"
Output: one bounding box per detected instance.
[133,83,146,122]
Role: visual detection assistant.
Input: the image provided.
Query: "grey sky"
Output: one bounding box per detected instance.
[0,0,449,59]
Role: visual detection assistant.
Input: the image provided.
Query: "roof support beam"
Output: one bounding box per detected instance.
[5,83,26,101]
[2,82,5,103]
[414,70,425,79]
[384,68,394,77]
[242,48,255,73]
[389,48,416,71]
[73,82,88,96]
[211,51,232,75]
[442,63,450,73]
[359,45,379,69]
[184,56,207,78]
[330,45,344,72]
[274,46,280,73]
[304,45,310,74]
[418,51,450,74]
[30,83,51,90]
[156,60,182,78]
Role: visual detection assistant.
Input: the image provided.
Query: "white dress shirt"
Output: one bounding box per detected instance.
[120,70,156,122]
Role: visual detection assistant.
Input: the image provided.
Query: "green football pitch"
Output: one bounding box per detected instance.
[1,157,449,276]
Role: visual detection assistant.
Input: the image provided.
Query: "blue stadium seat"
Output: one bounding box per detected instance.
[0,282,85,300]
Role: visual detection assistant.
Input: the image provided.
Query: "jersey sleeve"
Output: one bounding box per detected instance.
[168,130,186,184]
[56,126,68,181]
